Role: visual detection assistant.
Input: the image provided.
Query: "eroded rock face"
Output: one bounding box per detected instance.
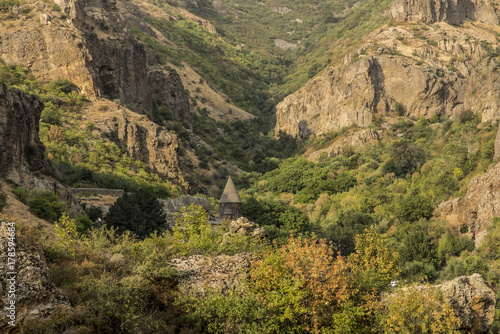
[0,86,82,212]
[94,109,187,188]
[438,162,500,246]
[276,55,465,139]
[439,274,498,333]
[391,0,500,25]
[171,253,254,295]
[0,86,46,178]
[0,20,97,98]
[1,0,192,121]
[148,69,191,122]
[0,220,70,332]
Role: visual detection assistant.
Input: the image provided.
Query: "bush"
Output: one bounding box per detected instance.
[243,197,311,240]
[12,186,29,203]
[381,285,459,333]
[0,0,18,12]
[325,210,374,255]
[75,215,93,234]
[26,190,67,221]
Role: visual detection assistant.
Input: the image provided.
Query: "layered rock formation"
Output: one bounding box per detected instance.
[438,161,500,246]
[0,220,70,332]
[0,0,192,121]
[0,86,81,211]
[391,0,500,25]
[439,274,498,333]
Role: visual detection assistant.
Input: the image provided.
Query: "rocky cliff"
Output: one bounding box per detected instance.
[0,0,192,121]
[276,4,500,139]
[0,86,46,179]
[0,85,81,211]
[0,220,70,333]
[391,0,500,25]
[85,105,188,188]
[438,161,500,246]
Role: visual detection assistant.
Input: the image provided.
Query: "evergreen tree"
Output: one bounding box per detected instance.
[105,190,167,239]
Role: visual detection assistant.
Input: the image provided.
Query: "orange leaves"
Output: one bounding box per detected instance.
[250,236,359,333]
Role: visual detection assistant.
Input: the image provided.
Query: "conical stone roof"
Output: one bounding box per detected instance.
[220,176,242,203]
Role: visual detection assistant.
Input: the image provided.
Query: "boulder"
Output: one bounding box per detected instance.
[439,274,498,333]
[226,217,267,239]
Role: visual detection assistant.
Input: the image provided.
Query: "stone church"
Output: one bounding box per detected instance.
[219,176,242,220]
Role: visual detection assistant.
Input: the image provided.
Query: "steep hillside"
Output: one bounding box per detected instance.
[276,9,500,139]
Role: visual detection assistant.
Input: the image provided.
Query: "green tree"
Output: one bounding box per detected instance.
[395,194,434,223]
[105,190,166,239]
[325,210,374,255]
[54,213,79,258]
[382,141,426,177]
[243,197,311,240]
[172,204,209,241]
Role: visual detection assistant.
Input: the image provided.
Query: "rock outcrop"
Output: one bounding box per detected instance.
[0,86,46,179]
[0,15,97,98]
[0,220,70,333]
[148,69,191,122]
[438,162,500,246]
[276,13,500,139]
[93,108,187,188]
[171,253,254,295]
[276,54,466,139]
[1,0,192,121]
[439,274,498,333]
[0,86,82,212]
[225,217,267,239]
[391,0,500,25]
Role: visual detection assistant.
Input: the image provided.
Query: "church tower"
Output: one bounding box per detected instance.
[219,176,242,220]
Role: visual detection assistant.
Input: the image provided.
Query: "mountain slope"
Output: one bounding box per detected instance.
[276,2,500,139]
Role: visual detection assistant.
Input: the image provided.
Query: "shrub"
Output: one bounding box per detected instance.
[325,210,375,255]
[12,186,29,203]
[55,213,79,257]
[27,190,67,221]
[381,285,459,333]
[75,215,93,234]
[393,102,406,116]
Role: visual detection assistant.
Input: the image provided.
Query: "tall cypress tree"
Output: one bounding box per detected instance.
[105,189,167,238]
